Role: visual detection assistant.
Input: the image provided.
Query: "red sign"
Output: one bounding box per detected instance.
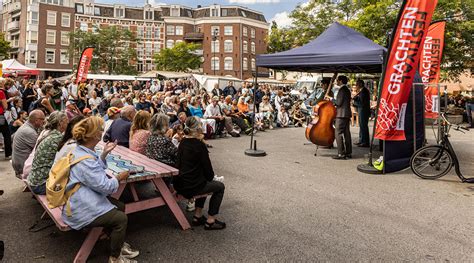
[75,47,94,84]
[420,21,446,119]
[375,0,438,141]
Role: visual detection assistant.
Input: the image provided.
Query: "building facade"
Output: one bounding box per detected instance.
[1,0,268,79]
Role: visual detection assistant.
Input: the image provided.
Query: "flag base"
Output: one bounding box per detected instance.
[357,163,383,174]
[244,149,267,157]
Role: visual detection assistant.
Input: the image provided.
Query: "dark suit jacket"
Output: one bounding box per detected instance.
[334,85,352,118]
[353,87,370,116]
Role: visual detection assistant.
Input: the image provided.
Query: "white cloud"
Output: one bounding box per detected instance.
[147,0,166,6]
[270,11,293,28]
[228,0,280,4]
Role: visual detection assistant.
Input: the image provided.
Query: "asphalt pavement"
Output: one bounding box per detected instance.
[0,124,473,262]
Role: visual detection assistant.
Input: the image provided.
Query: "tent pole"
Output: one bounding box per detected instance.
[412,83,417,154]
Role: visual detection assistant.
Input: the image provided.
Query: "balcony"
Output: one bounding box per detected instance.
[7,2,21,13]
[7,21,20,32]
[184,32,204,41]
[11,39,20,48]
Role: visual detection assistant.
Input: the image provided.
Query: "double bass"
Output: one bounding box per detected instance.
[305,74,338,147]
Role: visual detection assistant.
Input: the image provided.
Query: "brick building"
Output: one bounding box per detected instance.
[1,0,268,79]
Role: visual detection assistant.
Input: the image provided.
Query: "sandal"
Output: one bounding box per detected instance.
[192,216,207,226]
[204,220,226,230]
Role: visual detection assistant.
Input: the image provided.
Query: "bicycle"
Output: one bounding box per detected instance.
[410,112,474,183]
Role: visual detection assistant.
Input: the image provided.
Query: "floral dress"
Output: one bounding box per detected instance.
[28,129,63,187]
[145,134,178,167]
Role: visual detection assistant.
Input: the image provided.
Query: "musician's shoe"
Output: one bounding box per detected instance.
[332,154,346,160]
[345,154,352,159]
[357,144,370,148]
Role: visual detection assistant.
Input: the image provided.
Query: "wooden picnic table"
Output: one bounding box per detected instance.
[73,142,190,262]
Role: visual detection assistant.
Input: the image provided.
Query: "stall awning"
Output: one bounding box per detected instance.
[2,59,40,75]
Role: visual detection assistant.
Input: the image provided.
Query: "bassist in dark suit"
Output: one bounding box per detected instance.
[332,75,352,159]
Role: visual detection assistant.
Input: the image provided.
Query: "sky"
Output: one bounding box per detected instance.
[99,0,300,28]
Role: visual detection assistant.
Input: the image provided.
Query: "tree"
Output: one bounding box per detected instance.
[267,0,473,80]
[154,42,202,72]
[69,26,138,75]
[0,32,11,59]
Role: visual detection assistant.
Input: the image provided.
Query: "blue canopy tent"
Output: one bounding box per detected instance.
[256,22,385,73]
[254,22,424,173]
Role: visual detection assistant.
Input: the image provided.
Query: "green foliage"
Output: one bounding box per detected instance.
[69,26,138,75]
[268,0,473,80]
[0,32,11,59]
[153,42,202,72]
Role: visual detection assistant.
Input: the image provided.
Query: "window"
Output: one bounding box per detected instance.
[45,49,55,64]
[154,42,161,53]
[137,46,144,57]
[224,40,233,53]
[243,57,248,70]
[80,22,88,31]
[251,28,256,38]
[251,58,256,71]
[28,51,37,64]
[94,7,101,16]
[211,26,219,36]
[166,25,175,35]
[224,26,232,36]
[243,41,248,53]
[47,11,57,26]
[46,30,56,45]
[61,31,69,45]
[29,31,38,44]
[166,40,174,48]
[251,42,256,54]
[243,27,248,37]
[170,7,180,17]
[211,40,219,53]
[175,26,183,36]
[60,50,69,64]
[30,12,39,25]
[221,9,228,16]
[210,7,219,17]
[76,4,84,14]
[61,13,70,27]
[154,27,161,37]
[145,42,152,56]
[224,57,233,70]
[115,8,124,18]
[137,27,144,38]
[85,5,93,15]
[211,57,219,71]
[145,10,153,20]
[186,10,192,17]
[241,10,247,17]
[146,27,152,39]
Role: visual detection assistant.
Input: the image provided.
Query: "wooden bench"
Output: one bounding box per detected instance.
[23,180,104,263]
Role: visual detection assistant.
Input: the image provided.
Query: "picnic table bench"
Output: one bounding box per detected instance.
[22,143,204,262]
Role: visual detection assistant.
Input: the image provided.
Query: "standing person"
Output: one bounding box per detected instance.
[211,83,222,97]
[223,81,237,98]
[175,116,226,230]
[353,79,370,147]
[88,91,102,115]
[36,84,55,115]
[104,106,136,148]
[466,95,474,128]
[22,82,37,112]
[0,79,12,160]
[332,75,352,160]
[65,116,139,263]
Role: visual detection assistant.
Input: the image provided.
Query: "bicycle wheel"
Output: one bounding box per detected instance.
[410,145,453,180]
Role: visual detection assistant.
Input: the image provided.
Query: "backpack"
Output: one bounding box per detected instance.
[46,152,93,217]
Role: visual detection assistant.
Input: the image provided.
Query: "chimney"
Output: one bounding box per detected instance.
[197,5,201,8]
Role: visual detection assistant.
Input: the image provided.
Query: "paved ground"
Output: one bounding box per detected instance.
[0,124,473,262]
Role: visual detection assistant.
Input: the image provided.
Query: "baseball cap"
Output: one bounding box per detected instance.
[83,108,92,115]
[107,107,121,116]
[66,100,75,106]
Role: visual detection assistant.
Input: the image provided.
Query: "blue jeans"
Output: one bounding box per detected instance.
[30,184,46,195]
[466,103,474,127]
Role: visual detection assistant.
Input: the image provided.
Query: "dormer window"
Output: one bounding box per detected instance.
[94,7,101,16]
[210,5,220,17]
[170,6,180,17]
[144,10,154,20]
[114,6,125,18]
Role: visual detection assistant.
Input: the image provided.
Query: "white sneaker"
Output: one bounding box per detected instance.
[213,175,225,183]
[121,242,139,259]
[109,255,137,263]
[186,200,195,212]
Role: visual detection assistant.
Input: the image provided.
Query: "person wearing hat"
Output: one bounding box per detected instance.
[177,97,192,117]
[65,100,82,120]
[203,96,240,137]
[102,107,121,140]
[83,108,93,117]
